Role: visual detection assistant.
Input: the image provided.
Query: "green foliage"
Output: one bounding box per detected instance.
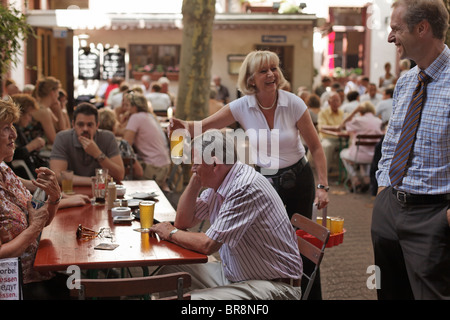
[0,4,35,76]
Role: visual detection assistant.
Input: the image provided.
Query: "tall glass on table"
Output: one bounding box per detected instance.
[136,201,155,233]
[61,170,74,194]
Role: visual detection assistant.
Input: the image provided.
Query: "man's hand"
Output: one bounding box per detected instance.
[78,135,102,158]
[150,222,177,241]
[377,186,386,195]
[61,194,91,208]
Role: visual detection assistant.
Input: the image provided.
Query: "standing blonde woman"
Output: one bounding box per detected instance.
[171,50,329,215]
[170,50,329,299]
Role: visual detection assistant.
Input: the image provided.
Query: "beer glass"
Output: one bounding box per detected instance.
[61,170,74,194]
[138,201,155,232]
[170,132,184,161]
[331,217,344,234]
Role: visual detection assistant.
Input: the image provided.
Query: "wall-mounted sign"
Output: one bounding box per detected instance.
[227,55,246,75]
[78,47,100,80]
[102,48,126,80]
[261,35,287,43]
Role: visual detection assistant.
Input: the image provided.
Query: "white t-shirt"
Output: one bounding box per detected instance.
[145,92,171,111]
[375,98,393,124]
[229,90,307,170]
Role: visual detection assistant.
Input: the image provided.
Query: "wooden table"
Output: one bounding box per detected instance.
[34,180,207,273]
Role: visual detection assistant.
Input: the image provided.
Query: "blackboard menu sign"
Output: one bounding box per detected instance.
[78,48,100,80]
[102,48,126,80]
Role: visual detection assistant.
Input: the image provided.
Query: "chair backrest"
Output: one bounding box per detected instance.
[70,272,191,300]
[354,134,384,147]
[122,157,135,180]
[10,160,35,180]
[353,134,384,163]
[291,213,330,300]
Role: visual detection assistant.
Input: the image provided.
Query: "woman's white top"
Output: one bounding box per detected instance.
[229,90,307,172]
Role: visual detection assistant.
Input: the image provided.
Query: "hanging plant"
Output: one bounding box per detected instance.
[0,3,35,95]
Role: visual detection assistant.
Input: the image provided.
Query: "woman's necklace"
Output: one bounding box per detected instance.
[256,93,277,111]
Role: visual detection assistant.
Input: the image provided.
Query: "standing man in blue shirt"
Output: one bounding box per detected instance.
[372,0,449,300]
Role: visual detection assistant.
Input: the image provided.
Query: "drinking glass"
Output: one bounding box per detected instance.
[61,170,74,194]
[137,201,155,232]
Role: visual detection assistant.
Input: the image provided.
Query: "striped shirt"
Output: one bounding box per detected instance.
[195,161,303,282]
[376,45,450,194]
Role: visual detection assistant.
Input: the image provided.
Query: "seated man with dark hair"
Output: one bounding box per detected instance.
[50,102,124,185]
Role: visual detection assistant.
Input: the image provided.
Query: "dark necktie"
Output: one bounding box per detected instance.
[389,70,430,187]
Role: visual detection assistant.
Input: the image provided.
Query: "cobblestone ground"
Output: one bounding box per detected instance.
[319,180,377,300]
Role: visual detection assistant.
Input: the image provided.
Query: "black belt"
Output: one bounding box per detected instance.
[392,189,450,205]
[255,157,308,177]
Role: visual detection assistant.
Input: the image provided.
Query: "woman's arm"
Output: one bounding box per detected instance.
[32,108,57,144]
[297,111,329,209]
[0,202,49,259]
[32,167,61,225]
[169,105,236,138]
[339,106,362,130]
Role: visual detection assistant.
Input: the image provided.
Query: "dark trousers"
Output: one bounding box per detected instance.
[371,187,450,299]
[269,162,322,300]
[23,273,70,300]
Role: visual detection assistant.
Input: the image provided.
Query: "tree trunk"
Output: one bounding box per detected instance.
[176,0,215,121]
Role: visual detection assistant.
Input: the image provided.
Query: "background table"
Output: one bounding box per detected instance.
[320,129,350,184]
[34,180,207,273]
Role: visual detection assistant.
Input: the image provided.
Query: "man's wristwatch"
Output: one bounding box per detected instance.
[96,152,106,162]
[317,184,330,192]
[168,228,179,240]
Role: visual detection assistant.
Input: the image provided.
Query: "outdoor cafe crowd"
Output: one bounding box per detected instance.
[0,59,397,300]
[2,1,449,297]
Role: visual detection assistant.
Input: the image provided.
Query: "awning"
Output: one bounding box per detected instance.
[27,10,318,31]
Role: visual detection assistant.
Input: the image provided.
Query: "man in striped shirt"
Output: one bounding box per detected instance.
[372,0,450,300]
[151,129,303,299]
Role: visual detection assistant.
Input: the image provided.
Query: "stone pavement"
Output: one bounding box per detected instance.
[318,178,377,300]
[163,173,379,301]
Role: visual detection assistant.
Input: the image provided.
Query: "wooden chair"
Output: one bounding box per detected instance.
[291,213,330,300]
[344,133,384,193]
[10,159,35,180]
[70,272,191,300]
[122,157,135,180]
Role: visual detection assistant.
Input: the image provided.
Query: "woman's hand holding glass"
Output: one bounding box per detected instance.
[26,200,49,233]
[168,117,188,138]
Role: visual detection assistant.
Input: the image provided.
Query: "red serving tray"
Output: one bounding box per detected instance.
[296,229,346,248]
